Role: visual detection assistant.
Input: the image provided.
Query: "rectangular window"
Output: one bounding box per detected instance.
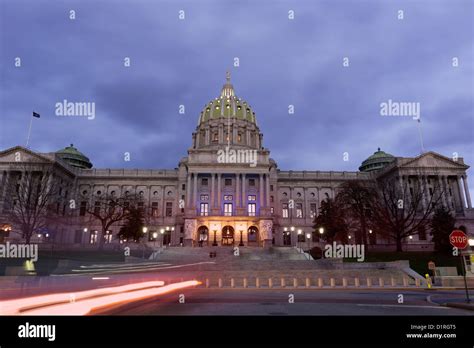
[310,203,317,219]
[200,194,209,201]
[80,201,87,216]
[248,195,256,201]
[138,202,144,212]
[282,203,289,218]
[200,203,209,216]
[248,203,256,216]
[202,178,208,186]
[151,202,159,217]
[224,203,233,216]
[89,231,98,244]
[249,179,256,186]
[94,202,101,215]
[225,178,232,186]
[418,226,427,241]
[182,184,185,190]
[224,195,233,201]
[270,185,274,191]
[104,232,112,244]
[270,207,274,214]
[296,203,303,218]
[165,202,173,217]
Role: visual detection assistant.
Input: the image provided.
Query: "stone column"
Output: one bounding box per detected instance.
[265,174,270,207]
[457,175,466,211]
[186,174,192,208]
[193,173,198,209]
[259,174,264,207]
[418,176,427,212]
[437,176,447,209]
[211,173,215,209]
[443,176,453,210]
[217,174,222,211]
[462,175,472,209]
[236,173,240,210]
[205,128,210,145]
[303,187,308,220]
[241,174,246,208]
[161,185,166,217]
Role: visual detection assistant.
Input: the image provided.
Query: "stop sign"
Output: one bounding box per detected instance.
[449,230,468,249]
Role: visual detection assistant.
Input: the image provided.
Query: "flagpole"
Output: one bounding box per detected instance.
[26,114,34,148]
[417,118,425,154]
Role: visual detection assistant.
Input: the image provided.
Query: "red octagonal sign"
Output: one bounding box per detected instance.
[449,230,468,249]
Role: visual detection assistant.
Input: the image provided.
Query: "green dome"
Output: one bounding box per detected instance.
[359,148,395,172]
[56,144,93,169]
[198,72,257,125]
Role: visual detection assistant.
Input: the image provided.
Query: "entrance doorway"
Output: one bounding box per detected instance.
[221,226,234,246]
[197,226,209,246]
[283,231,292,246]
[247,226,259,246]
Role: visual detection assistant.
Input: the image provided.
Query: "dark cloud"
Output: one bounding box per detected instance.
[1,0,472,195]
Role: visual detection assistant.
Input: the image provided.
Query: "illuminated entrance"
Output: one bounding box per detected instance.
[221,225,234,246]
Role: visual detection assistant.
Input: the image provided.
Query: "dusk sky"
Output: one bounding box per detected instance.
[1,0,473,193]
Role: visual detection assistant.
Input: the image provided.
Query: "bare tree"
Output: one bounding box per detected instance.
[4,163,60,243]
[336,180,377,247]
[85,193,142,249]
[370,171,445,252]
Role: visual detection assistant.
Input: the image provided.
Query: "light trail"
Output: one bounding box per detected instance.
[22,280,201,315]
[0,280,165,315]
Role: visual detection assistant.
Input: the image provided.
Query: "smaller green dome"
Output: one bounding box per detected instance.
[359,148,395,172]
[56,144,93,169]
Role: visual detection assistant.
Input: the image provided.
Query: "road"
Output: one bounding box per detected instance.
[104,288,474,315]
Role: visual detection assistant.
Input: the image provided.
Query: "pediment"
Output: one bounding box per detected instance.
[400,151,469,170]
[0,146,54,164]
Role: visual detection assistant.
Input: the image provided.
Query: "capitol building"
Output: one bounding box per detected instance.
[0,75,473,250]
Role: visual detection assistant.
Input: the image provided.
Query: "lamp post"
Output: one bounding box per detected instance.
[153,232,158,249]
[306,233,311,251]
[160,228,165,248]
[212,230,218,246]
[239,230,244,246]
[141,227,148,259]
[297,229,302,249]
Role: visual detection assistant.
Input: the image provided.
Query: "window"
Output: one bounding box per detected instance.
[270,196,274,203]
[248,195,256,201]
[104,231,112,243]
[249,179,256,186]
[89,231,98,244]
[138,202,144,212]
[270,185,274,191]
[224,203,233,216]
[270,207,274,214]
[151,202,158,217]
[237,133,242,142]
[225,178,232,186]
[224,195,233,201]
[200,203,209,216]
[80,201,87,216]
[296,203,303,218]
[310,203,317,218]
[212,133,218,142]
[94,202,101,215]
[248,203,256,216]
[298,233,305,242]
[282,203,289,218]
[200,194,209,201]
[202,178,208,186]
[182,184,185,190]
[165,202,173,217]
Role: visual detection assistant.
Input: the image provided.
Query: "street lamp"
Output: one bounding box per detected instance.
[153,232,158,248]
[319,227,324,234]
[142,226,148,234]
[297,229,302,249]
[239,230,244,246]
[160,228,165,247]
[212,230,218,246]
[306,233,311,251]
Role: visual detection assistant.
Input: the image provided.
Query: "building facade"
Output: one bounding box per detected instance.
[0,75,473,249]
